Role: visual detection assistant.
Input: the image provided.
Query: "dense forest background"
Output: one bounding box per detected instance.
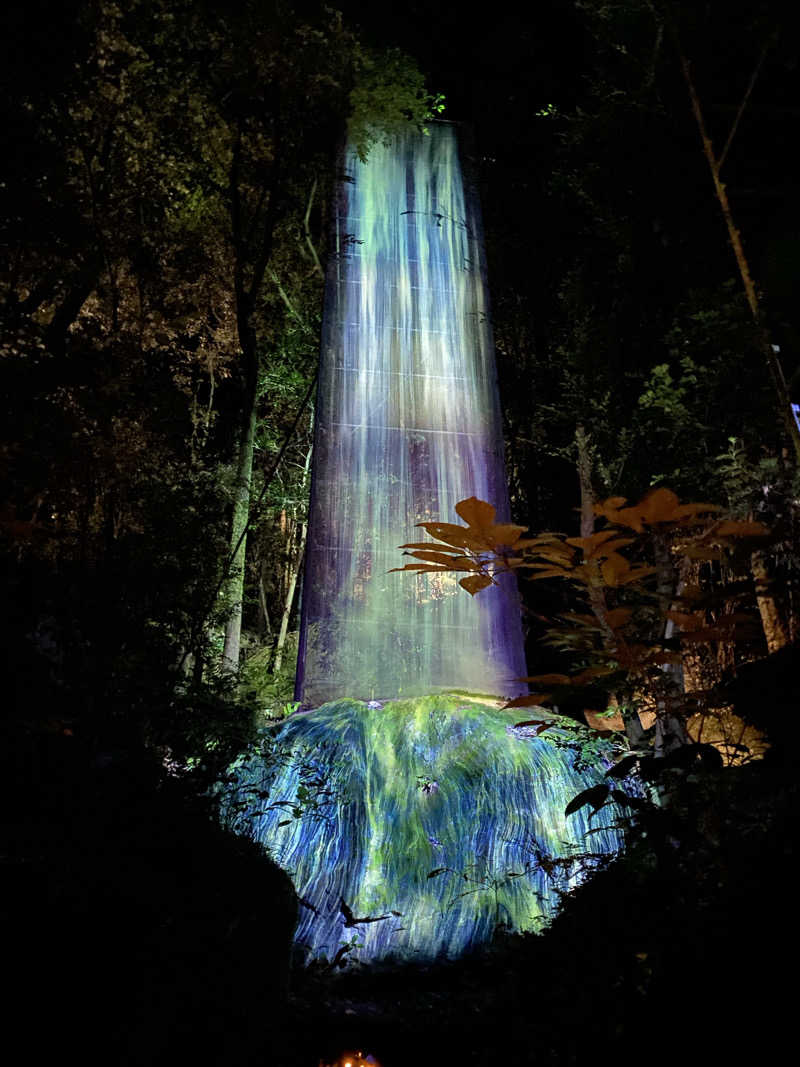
[2,1,798,1065]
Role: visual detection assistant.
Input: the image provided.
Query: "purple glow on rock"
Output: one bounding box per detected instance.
[296,125,527,705]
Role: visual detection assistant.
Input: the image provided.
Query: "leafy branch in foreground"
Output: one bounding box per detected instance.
[392,490,770,757]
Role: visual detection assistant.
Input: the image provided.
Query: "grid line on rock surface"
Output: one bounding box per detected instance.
[295,124,527,706]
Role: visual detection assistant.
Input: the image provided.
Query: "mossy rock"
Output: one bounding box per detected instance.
[224,692,627,964]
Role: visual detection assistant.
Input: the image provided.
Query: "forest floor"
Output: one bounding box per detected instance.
[5,650,796,1067]
[276,742,799,1067]
[284,952,535,1066]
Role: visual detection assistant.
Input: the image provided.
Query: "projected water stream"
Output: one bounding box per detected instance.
[296,123,526,706]
[227,695,624,963]
[227,125,627,964]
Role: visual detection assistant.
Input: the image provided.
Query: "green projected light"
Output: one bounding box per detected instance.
[226,127,629,966]
[226,695,626,963]
[296,124,527,706]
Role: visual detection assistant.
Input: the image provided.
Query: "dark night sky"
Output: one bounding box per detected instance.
[340,1,582,128]
[336,0,800,266]
[398,3,799,376]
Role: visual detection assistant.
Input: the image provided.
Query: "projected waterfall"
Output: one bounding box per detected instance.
[296,122,526,706]
[227,125,628,964]
[227,695,625,963]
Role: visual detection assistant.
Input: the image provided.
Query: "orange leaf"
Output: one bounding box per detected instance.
[565,530,624,553]
[593,498,634,526]
[713,520,770,538]
[681,546,725,561]
[673,515,720,529]
[677,621,753,643]
[503,693,552,708]
[675,584,704,602]
[601,553,631,586]
[638,488,680,523]
[405,550,477,569]
[599,495,628,510]
[517,560,572,570]
[604,606,633,629]
[515,673,572,686]
[459,574,494,596]
[388,563,454,573]
[486,523,528,548]
[572,666,616,684]
[398,541,463,552]
[589,537,635,558]
[0,518,41,540]
[514,536,563,549]
[454,496,496,531]
[416,521,491,550]
[616,564,658,585]
[618,640,682,665]
[451,555,483,570]
[524,548,576,564]
[615,507,645,532]
[527,567,574,580]
[678,628,728,643]
[652,646,684,662]
[665,610,703,631]
[512,719,553,734]
[671,503,723,519]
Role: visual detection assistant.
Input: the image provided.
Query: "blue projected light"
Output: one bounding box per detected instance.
[226,127,629,966]
[226,695,627,964]
[295,124,527,708]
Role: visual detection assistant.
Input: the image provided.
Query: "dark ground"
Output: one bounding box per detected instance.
[3,648,797,1067]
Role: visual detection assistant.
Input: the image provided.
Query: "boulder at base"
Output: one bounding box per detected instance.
[225,693,627,964]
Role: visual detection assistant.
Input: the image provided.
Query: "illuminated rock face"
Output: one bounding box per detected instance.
[226,696,625,964]
[232,128,627,966]
[296,123,527,707]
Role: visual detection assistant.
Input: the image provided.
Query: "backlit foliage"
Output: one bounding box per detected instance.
[393,491,770,759]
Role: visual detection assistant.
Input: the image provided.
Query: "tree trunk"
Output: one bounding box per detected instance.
[273,436,313,675]
[273,522,307,675]
[258,568,272,640]
[652,534,690,756]
[220,119,281,675]
[675,44,800,463]
[43,253,104,354]
[575,426,647,747]
[280,510,292,593]
[221,398,257,673]
[751,548,790,653]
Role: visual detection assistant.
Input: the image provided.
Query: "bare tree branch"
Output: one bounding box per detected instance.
[303,178,324,278]
[718,33,774,171]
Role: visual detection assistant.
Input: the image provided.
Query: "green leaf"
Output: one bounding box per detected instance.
[427,867,448,879]
[565,784,609,816]
[512,719,552,735]
[610,789,650,811]
[605,754,641,779]
[503,693,552,708]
